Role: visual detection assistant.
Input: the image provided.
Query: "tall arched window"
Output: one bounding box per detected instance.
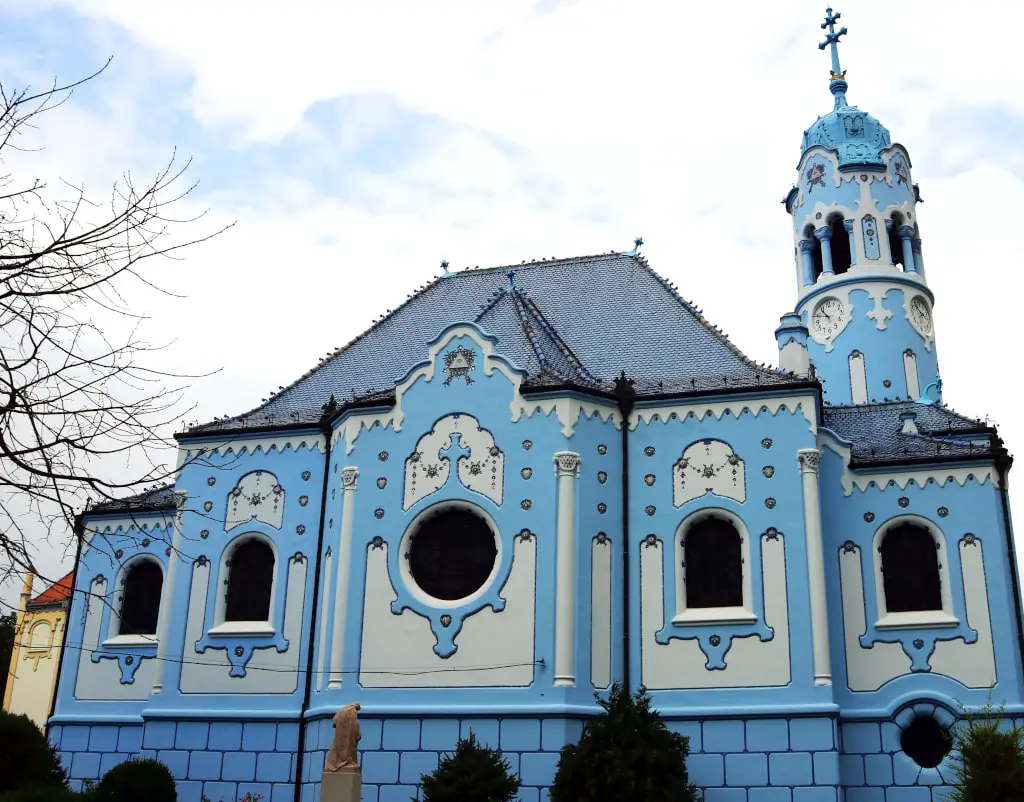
[828,215,852,274]
[684,515,743,609]
[880,523,942,613]
[225,539,275,622]
[804,225,824,281]
[888,213,906,269]
[119,560,163,636]
[849,351,868,404]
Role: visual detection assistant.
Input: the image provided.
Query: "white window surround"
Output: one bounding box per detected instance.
[872,514,959,630]
[398,499,504,610]
[212,531,279,632]
[108,554,165,644]
[672,508,756,627]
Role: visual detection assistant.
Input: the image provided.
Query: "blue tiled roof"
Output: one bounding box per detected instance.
[190,253,800,433]
[823,402,995,464]
[89,484,176,513]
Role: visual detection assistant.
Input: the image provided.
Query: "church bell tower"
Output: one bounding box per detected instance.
[779,8,939,406]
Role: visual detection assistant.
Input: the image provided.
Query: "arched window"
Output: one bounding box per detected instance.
[225,539,275,622]
[880,523,942,613]
[849,351,868,403]
[828,215,852,274]
[904,349,920,398]
[119,560,163,636]
[804,225,824,281]
[888,213,906,269]
[684,516,743,609]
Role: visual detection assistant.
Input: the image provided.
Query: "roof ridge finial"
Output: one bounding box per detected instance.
[819,7,849,109]
[621,236,644,257]
[505,267,517,293]
[441,259,451,277]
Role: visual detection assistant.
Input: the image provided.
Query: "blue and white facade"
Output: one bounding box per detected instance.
[48,10,1024,802]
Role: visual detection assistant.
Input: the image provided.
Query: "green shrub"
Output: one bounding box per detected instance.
[946,703,1024,802]
[0,786,91,802]
[0,710,69,794]
[94,758,176,802]
[419,732,520,802]
[550,683,699,802]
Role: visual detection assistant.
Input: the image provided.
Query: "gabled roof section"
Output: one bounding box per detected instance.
[823,401,998,464]
[187,252,802,434]
[88,484,176,514]
[29,571,73,607]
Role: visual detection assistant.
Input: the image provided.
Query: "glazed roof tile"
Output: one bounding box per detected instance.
[188,253,801,433]
[823,401,995,464]
[89,484,176,513]
[29,571,73,607]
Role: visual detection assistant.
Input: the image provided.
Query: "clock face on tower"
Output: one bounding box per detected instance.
[811,297,846,339]
[909,296,933,337]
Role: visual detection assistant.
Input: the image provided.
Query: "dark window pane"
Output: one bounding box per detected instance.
[225,540,275,622]
[409,509,497,601]
[684,516,743,609]
[900,716,951,768]
[119,561,163,636]
[881,523,942,613]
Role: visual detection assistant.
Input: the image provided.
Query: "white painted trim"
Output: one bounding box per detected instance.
[590,537,612,689]
[207,621,276,637]
[630,394,817,435]
[512,397,621,438]
[317,546,334,692]
[673,508,754,622]
[903,351,921,398]
[181,432,326,461]
[328,468,359,689]
[152,491,185,694]
[849,351,867,404]
[396,500,504,610]
[871,514,955,622]
[108,554,165,642]
[101,634,158,648]
[554,451,581,686]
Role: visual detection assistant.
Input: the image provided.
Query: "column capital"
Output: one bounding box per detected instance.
[341,467,359,489]
[798,448,821,474]
[553,451,581,478]
[842,218,855,233]
[814,226,832,242]
[798,238,816,253]
[897,224,916,240]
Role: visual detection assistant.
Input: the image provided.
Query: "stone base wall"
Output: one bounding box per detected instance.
[48,712,967,801]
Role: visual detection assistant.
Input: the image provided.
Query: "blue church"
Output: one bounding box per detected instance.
[47,9,1024,802]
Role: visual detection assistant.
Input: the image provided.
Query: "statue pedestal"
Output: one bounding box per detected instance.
[320,769,362,802]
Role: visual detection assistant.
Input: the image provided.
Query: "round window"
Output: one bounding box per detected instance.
[900,716,951,769]
[407,507,498,601]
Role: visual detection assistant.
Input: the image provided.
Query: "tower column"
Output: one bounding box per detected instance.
[153,491,187,695]
[911,236,926,277]
[898,225,917,274]
[814,226,835,275]
[843,219,857,266]
[553,451,580,687]
[328,467,359,690]
[798,239,816,285]
[798,449,831,685]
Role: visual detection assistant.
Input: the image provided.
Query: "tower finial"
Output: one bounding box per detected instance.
[818,7,849,107]
[441,259,451,277]
[505,267,517,292]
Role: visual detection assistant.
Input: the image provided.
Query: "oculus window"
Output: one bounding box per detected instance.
[119,560,163,636]
[225,539,275,622]
[408,508,497,601]
[900,716,951,769]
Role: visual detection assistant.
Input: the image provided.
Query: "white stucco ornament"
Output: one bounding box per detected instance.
[403,413,504,509]
[673,439,746,507]
[225,471,285,531]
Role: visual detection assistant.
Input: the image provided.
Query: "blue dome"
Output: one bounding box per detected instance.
[800,79,891,168]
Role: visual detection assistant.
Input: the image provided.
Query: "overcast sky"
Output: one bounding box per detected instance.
[2,1,1023,603]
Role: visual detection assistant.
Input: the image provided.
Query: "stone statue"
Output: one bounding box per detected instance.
[325,702,361,773]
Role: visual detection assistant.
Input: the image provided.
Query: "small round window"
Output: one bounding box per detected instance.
[900,716,952,769]
[408,507,498,601]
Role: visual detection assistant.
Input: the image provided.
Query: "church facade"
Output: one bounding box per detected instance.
[47,10,1024,802]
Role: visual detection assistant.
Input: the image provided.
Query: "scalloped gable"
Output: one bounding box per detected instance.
[197,253,796,432]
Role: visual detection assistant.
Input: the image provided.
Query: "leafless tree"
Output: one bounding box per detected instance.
[0,62,230,592]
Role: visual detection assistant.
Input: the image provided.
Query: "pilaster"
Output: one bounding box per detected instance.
[553,452,580,687]
[798,449,831,686]
[328,467,359,690]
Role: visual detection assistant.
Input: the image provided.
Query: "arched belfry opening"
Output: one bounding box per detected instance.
[804,224,824,281]
[888,212,906,270]
[828,214,851,274]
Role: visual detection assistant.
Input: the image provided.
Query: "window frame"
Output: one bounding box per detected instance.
[399,499,503,609]
[103,554,164,648]
[673,508,757,626]
[872,515,959,630]
[210,532,279,638]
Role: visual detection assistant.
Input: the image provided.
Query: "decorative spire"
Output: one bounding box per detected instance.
[621,236,644,257]
[505,267,517,293]
[818,7,849,108]
[441,259,451,277]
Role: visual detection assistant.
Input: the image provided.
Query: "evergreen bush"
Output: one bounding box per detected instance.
[418,732,520,802]
[0,786,90,802]
[93,758,176,802]
[0,710,69,795]
[947,703,1024,802]
[550,683,699,802]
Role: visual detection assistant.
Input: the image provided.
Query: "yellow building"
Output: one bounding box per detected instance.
[3,571,73,730]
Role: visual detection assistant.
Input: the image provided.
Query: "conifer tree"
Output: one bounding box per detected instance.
[419,732,520,802]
